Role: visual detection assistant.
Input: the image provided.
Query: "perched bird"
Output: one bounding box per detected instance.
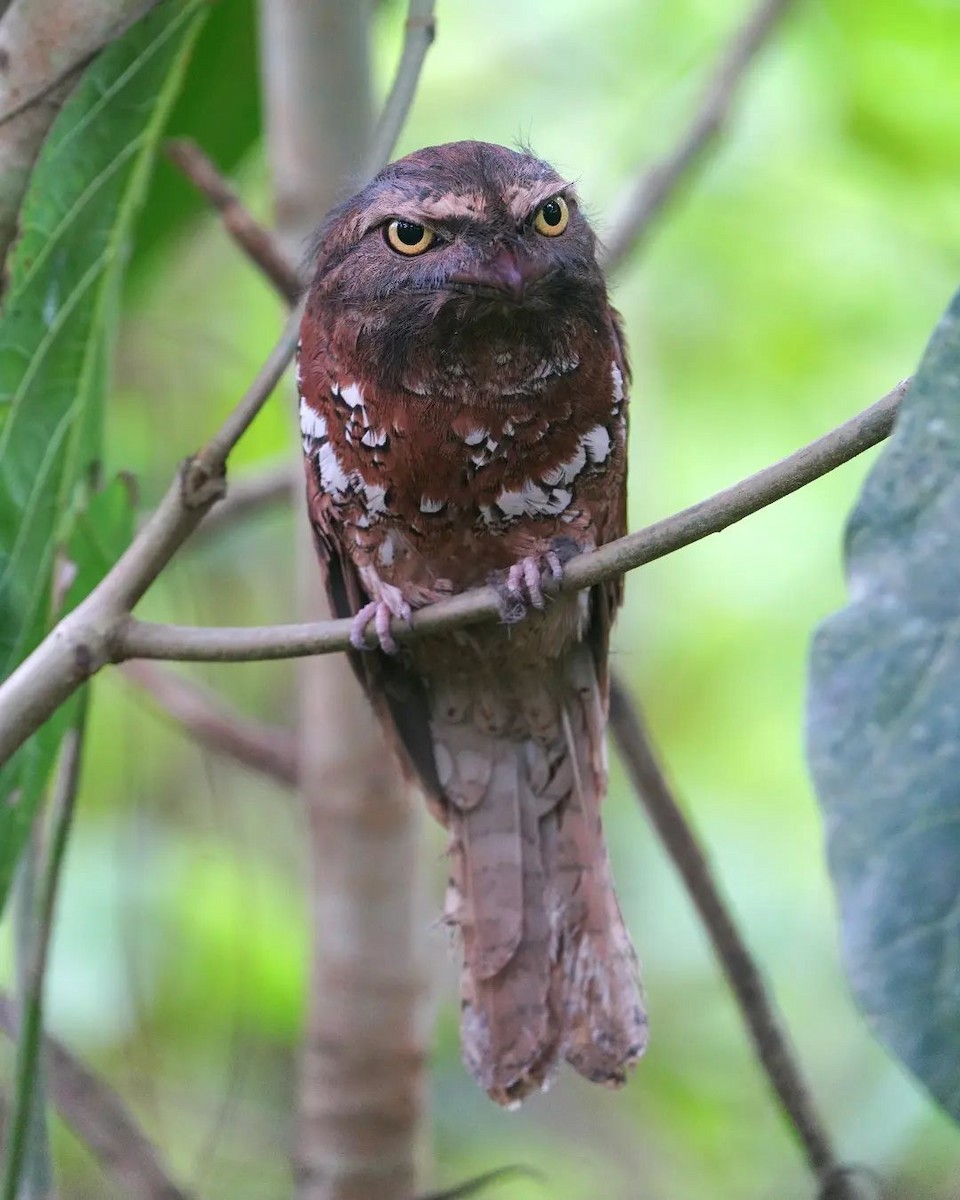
[298,140,646,1104]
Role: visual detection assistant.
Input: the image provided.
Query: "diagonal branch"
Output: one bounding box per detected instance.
[165,139,303,303]
[0,991,194,1200]
[601,0,797,273]
[121,661,297,787]
[608,678,865,1200]
[364,0,437,179]
[0,376,907,763]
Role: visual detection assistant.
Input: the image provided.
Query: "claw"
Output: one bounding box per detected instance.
[507,556,547,609]
[496,551,567,623]
[350,584,412,654]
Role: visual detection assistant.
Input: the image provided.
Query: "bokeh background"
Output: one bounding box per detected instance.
[4,0,960,1196]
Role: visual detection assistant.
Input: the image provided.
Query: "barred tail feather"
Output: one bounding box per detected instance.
[436,653,647,1105]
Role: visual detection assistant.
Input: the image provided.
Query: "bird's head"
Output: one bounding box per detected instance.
[305,141,608,399]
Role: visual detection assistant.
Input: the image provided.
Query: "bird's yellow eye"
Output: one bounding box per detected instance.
[385,219,436,256]
[533,195,569,237]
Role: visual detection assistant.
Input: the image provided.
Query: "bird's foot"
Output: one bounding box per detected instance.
[350,584,412,654]
[494,548,567,624]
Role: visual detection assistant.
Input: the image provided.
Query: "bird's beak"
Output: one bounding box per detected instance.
[449,247,548,303]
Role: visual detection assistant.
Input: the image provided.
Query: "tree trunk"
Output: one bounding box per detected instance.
[256,5,428,1198]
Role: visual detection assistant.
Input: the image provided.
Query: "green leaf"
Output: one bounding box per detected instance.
[131,0,260,276]
[808,287,960,1121]
[61,474,138,613]
[0,472,136,912]
[0,0,207,914]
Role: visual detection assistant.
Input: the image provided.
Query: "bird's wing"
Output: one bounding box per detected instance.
[584,306,630,700]
[299,345,444,803]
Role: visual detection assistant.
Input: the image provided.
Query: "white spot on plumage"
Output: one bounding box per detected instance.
[299,399,328,442]
[318,441,351,495]
[495,480,572,519]
[611,361,624,410]
[463,428,488,447]
[315,435,389,518]
[340,382,364,409]
[364,482,388,514]
[583,424,611,464]
[434,743,454,788]
[495,489,533,519]
[420,496,445,514]
[360,427,387,448]
[548,487,573,512]
[378,537,395,566]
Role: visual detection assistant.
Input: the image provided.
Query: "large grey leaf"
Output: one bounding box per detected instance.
[808,288,960,1119]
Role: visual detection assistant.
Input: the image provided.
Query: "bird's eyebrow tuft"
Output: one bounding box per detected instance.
[356,189,490,237]
[503,180,577,223]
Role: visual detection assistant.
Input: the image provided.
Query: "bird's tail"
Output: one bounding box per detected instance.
[433,650,647,1105]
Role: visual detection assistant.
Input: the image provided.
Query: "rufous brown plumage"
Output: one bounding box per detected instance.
[298,140,646,1104]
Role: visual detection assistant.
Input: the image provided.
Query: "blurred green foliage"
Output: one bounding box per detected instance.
[4,0,960,1197]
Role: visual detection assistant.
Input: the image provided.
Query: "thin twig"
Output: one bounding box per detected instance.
[1,698,87,1200]
[189,460,294,543]
[0,992,194,1200]
[608,678,865,1200]
[364,0,437,177]
[165,139,302,303]
[417,1166,544,1200]
[114,378,908,664]
[121,661,297,787]
[602,0,796,272]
